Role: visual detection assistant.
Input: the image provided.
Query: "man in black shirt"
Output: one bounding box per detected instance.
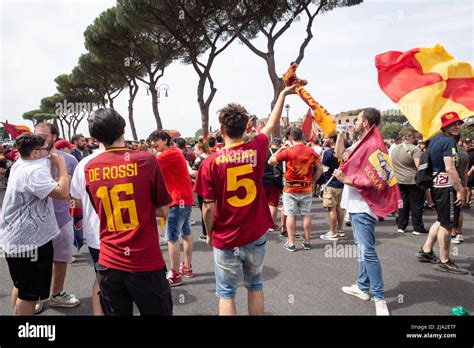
[416,112,469,275]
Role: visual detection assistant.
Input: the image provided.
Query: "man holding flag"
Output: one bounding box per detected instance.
[333,108,400,316]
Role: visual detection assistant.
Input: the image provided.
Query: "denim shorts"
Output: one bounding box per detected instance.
[283,192,313,216]
[213,234,266,299]
[165,205,192,242]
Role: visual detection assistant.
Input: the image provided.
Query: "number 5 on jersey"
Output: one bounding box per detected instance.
[226,164,257,208]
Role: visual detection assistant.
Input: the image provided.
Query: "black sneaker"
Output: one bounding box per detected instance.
[412,229,429,236]
[433,259,470,275]
[416,247,437,263]
[280,228,288,237]
[199,234,207,241]
[283,242,296,252]
[302,242,311,250]
[345,220,351,227]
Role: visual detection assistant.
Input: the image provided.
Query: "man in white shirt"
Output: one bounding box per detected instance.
[70,145,104,315]
[333,108,390,316]
[0,133,70,315]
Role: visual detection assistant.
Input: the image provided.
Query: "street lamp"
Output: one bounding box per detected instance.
[284,104,290,127]
[157,84,169,104]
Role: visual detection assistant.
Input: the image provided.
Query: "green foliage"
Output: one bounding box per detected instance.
[380,123,402,139]
[461,124,474,140]
[381,109,408,125]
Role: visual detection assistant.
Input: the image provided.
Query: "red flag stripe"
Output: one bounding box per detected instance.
[375,48,443,103]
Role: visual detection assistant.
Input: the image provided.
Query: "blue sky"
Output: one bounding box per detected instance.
[1,0,472,139]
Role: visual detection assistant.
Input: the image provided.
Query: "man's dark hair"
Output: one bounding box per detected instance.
[148,130,172,146]
[208,136,216,148]
[88,108,126,146]
[216,134,223,143]
[361,108,381,127]
[15,133,46,157]
[35,122,60,142]
[71,134,84,144]
[176,138,186,149]
[218,103,249,139]
[289,127,303,141]
[328,134,337,143]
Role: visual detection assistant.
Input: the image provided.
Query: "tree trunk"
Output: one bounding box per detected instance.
[108,96,114,109]
[267,52,284,137]
[149,81,163,130]
[197,73,216,139]
[57,115,66,140]
[128,80,139,141]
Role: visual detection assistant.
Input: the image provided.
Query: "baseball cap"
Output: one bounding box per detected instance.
[55,139,74,150]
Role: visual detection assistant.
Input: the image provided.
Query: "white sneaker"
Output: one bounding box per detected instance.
[451,234,463,244]
[320,232,339,241]
[49,291,80,308]
[374,298,390,316]
[397,229,406,233]
[159,235,168,246]
[341,284,370,301]
[34,301,44,314]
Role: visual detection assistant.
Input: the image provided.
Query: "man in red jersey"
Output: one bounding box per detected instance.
[85,108,173,315]
[269,127,322,252]
[194,84,297,315]
[148,130,195,287]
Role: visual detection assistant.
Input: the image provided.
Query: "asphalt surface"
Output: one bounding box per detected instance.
[0,189,473,316]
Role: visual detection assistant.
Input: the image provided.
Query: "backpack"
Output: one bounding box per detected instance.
[415,147,440,190]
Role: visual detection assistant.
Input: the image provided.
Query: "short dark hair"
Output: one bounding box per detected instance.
[35,122,60,142]
[71,134,84,144]
[327,134,337,143]
[15,133,46,157]
[218,103,249,139]
[289,127,303,141]
[175,138,186,149]
[208,136,216,148]
[88,108,126,146]
[361,108,381,127]
[148,130,172,146]
[216,134,223,143]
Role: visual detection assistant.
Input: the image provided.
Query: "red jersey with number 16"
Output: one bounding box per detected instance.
[85,148,172,272]
[194,133,273,250]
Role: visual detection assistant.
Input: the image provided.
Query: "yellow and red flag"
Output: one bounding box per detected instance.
[302,108,314,141]
[376,44,474,140]
[340,125,402,218]
[1,122,31,138]
[282,63,336,136]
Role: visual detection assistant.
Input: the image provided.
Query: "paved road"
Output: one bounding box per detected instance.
[1,189,473,316]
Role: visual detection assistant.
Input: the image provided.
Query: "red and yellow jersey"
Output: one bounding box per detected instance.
[85,148,172,272]
[156,147,194,206]
[276,144,320,194]
[194,133,273,250]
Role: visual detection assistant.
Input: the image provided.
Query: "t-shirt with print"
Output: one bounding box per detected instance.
[391,143,422,185]
[194,133,273,250]
[430,133,457,173]
[70,150,103,250]
[85,148,172,272]
[156,147,194,206]
[321,148,343,189]
[340,141,376,218]
[0,157,60,252]
[52,150,78,228]
[276,144,320,194]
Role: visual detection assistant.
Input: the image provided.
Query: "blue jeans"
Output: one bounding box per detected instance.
[213,234,266,299]
[165,205,192,242]
[350,213,384,300]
